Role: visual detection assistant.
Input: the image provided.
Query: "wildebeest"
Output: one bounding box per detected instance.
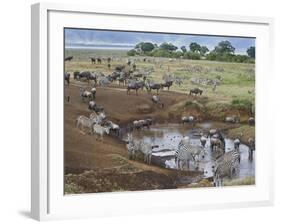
[64,95,70,102]
[161,81,173,91]
[88,101,104,113]
[210,132,226,151]
[132,119,152,130]
[189,88,203,96]
[225,116,240,123]
[208,129,218,138]
[115,65,125,71]
[151,95,164,108]
[182,116,195,126]
[234,138,240,150]
[79,87,93,102]
[90,57,96,64]
[75,71,92,82]
[73,71,80,80]
[64,72,70,86]
[97,58,102,64]
[200,134,207,148]
[90,87,96,99]
[65,56,73,62]
[88,100,97,111]
[104,120,120,136]
[146,81,161,95]
[248,117,255,126]
[127,82,141,95]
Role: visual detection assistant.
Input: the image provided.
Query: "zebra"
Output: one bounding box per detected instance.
[93,124,110,142]
[187,144,206,162]
[213,148,241,186]
[248,137,255,160]
[76,115,95,134]
[175,136,195,170]
[138,141,153,165]
[126,133,139,160]
[90,112,106,125]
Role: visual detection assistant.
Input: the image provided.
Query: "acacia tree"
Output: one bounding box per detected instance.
[200,46,209,56]
[247,46,255,58]
[134,42,155,54]
[189,42,201,53]
[180,46,187,53]
[160,42,178,52]
[214,41,235,54]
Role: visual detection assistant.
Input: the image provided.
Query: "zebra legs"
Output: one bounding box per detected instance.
[248,149,254,161]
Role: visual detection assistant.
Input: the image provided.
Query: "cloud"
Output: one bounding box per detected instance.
[65,28,255,54]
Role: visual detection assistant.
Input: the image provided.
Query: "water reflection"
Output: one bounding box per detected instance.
[132,124,255,179]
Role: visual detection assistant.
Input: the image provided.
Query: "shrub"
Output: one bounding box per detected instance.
[231,98,253,111]
[127,49,137,56]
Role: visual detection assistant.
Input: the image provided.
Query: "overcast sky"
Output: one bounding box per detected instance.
[65,28,255,54]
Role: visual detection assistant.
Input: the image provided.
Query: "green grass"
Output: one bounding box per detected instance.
[65,48,255,106]
[224,176,255,186]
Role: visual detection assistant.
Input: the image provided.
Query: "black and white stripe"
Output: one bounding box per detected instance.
[213,148,240,186]
[175,137,195,170]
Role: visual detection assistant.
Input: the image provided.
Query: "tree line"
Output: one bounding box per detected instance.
[127,40,255,63]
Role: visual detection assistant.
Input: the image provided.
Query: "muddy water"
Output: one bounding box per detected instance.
[132,123,255,180]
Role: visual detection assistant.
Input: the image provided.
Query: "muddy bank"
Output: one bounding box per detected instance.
[65,165,203,194]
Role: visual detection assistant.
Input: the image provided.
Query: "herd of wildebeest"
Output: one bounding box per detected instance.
[65,55,255,186]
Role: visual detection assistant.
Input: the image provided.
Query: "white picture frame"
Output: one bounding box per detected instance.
[31,2,274,221]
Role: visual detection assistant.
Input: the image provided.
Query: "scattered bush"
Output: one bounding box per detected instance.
[231,98,253,111]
